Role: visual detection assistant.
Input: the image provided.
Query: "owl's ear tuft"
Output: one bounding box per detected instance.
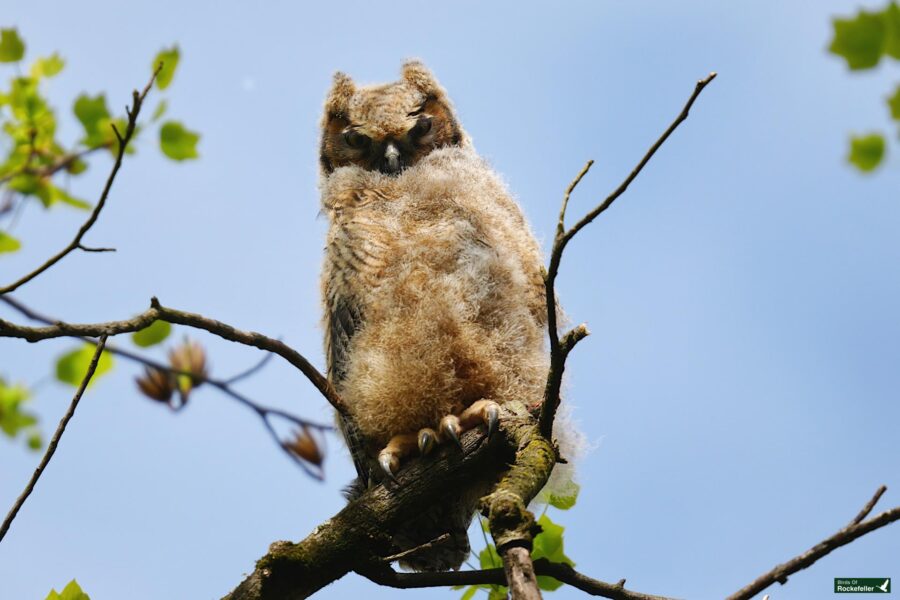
[325,71,356,118]
[401,60,442,97]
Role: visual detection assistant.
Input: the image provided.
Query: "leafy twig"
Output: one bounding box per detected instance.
[0,295,333,477]
[0,68,160,295]
[0,295,346,416]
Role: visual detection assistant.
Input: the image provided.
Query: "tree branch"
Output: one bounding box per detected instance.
[727,486,900,600]
[362,559,676,600]
[0,294,334,476]
[0,335,108,544]
[0,296,346,417]
[0,68,159,295]
[539,72,717,439]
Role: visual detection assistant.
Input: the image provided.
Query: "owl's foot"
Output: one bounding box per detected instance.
[378,427,439,481]
[439,399,500,449]
[376,400,499,481]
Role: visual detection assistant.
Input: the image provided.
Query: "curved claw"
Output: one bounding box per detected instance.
[418,428,437,455]
[378,452,399,482]
[441,416,463,449]
[485,403,500,438]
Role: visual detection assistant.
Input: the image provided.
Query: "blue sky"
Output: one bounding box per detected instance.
[2,1,899,599]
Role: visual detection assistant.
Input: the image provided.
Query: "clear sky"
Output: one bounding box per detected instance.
[2,1,899,599]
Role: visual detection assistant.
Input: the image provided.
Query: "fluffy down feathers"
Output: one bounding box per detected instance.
[321,146,548,450]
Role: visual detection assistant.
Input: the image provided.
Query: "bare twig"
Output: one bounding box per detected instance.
[0,296,346,416]
[0,68,160,295]
[539,72,717,438]
[0,335,108,544]
[224,350,275,385]
[380,533,451,564]
[361,559,675,600]
[727,486,900,600]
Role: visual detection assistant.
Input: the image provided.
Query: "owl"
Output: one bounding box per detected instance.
[318,61,550,571]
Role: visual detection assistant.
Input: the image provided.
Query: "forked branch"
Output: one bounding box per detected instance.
[0,67,161,295]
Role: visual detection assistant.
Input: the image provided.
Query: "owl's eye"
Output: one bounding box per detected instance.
[343,130,370,150]
[410,116,433,139]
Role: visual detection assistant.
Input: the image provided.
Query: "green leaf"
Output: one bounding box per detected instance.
[51,186,92,210]
[887,85,900,120]
[848,133,886,172]
[478,544,501,570]
[31,53,65,78]
[547,480,580,510]
[45,579,90,600]
[132,320,172,347]
[151,99,168,122]
[73,94,110,139]
[829,10,886,70]
[153,46,180,90]
[487,589,507,600]
[159,120,199,161]
[67,157,88,175]
[532,514,575,591]
[884,2,900,60]
[0,378,34,436]
[27,431,42,450]
[55,345,114,387]
[0,231,22,253]
[0,28,25,63]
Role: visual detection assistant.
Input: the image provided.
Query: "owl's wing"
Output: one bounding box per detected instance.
[326,295,372,490]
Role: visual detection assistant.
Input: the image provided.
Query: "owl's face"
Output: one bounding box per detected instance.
[320,61,465,176]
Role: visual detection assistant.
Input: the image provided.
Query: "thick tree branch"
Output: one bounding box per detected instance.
[0,69,160,295]
[0,296,346,417]
[540,72,717,439]
[0,335,108,544]
[727,486,900,600]
[225,419,513,600]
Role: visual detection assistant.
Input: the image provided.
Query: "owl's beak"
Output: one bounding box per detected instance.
[383,142,401,174]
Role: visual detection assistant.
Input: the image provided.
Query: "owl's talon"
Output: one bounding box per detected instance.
[378,452,399,482]
[440,415,463,449]
[485,404,499,438]
[418,428,437,455]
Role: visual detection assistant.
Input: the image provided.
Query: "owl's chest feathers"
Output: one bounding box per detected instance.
[325,198,496,306]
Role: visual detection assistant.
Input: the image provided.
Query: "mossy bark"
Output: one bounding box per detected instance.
[224,409,556,600]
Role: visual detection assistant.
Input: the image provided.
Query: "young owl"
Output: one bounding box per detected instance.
[318,61,549,571]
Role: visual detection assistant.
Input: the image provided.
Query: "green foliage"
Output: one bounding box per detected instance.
[152,99,168,122]
[0,230,21,253]
[535,479,580,511]
[0,377,41,450]
[830,9,886,70]
[45,580,90,600]
[31,53,64,78]
[160,120,200,160]
[848,133,886,171]
[459,506,577,599]
[0,29,200,256]
[532,514,576,591]
[153,46,180,90]
[132,320,172,347]
[829,2,900,171]
[0,28,25,63]
[55,345,114,387]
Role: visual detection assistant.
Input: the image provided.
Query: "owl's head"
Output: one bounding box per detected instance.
[319,61,467,176]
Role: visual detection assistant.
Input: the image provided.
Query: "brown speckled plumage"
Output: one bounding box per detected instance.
[319,62,549,571]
